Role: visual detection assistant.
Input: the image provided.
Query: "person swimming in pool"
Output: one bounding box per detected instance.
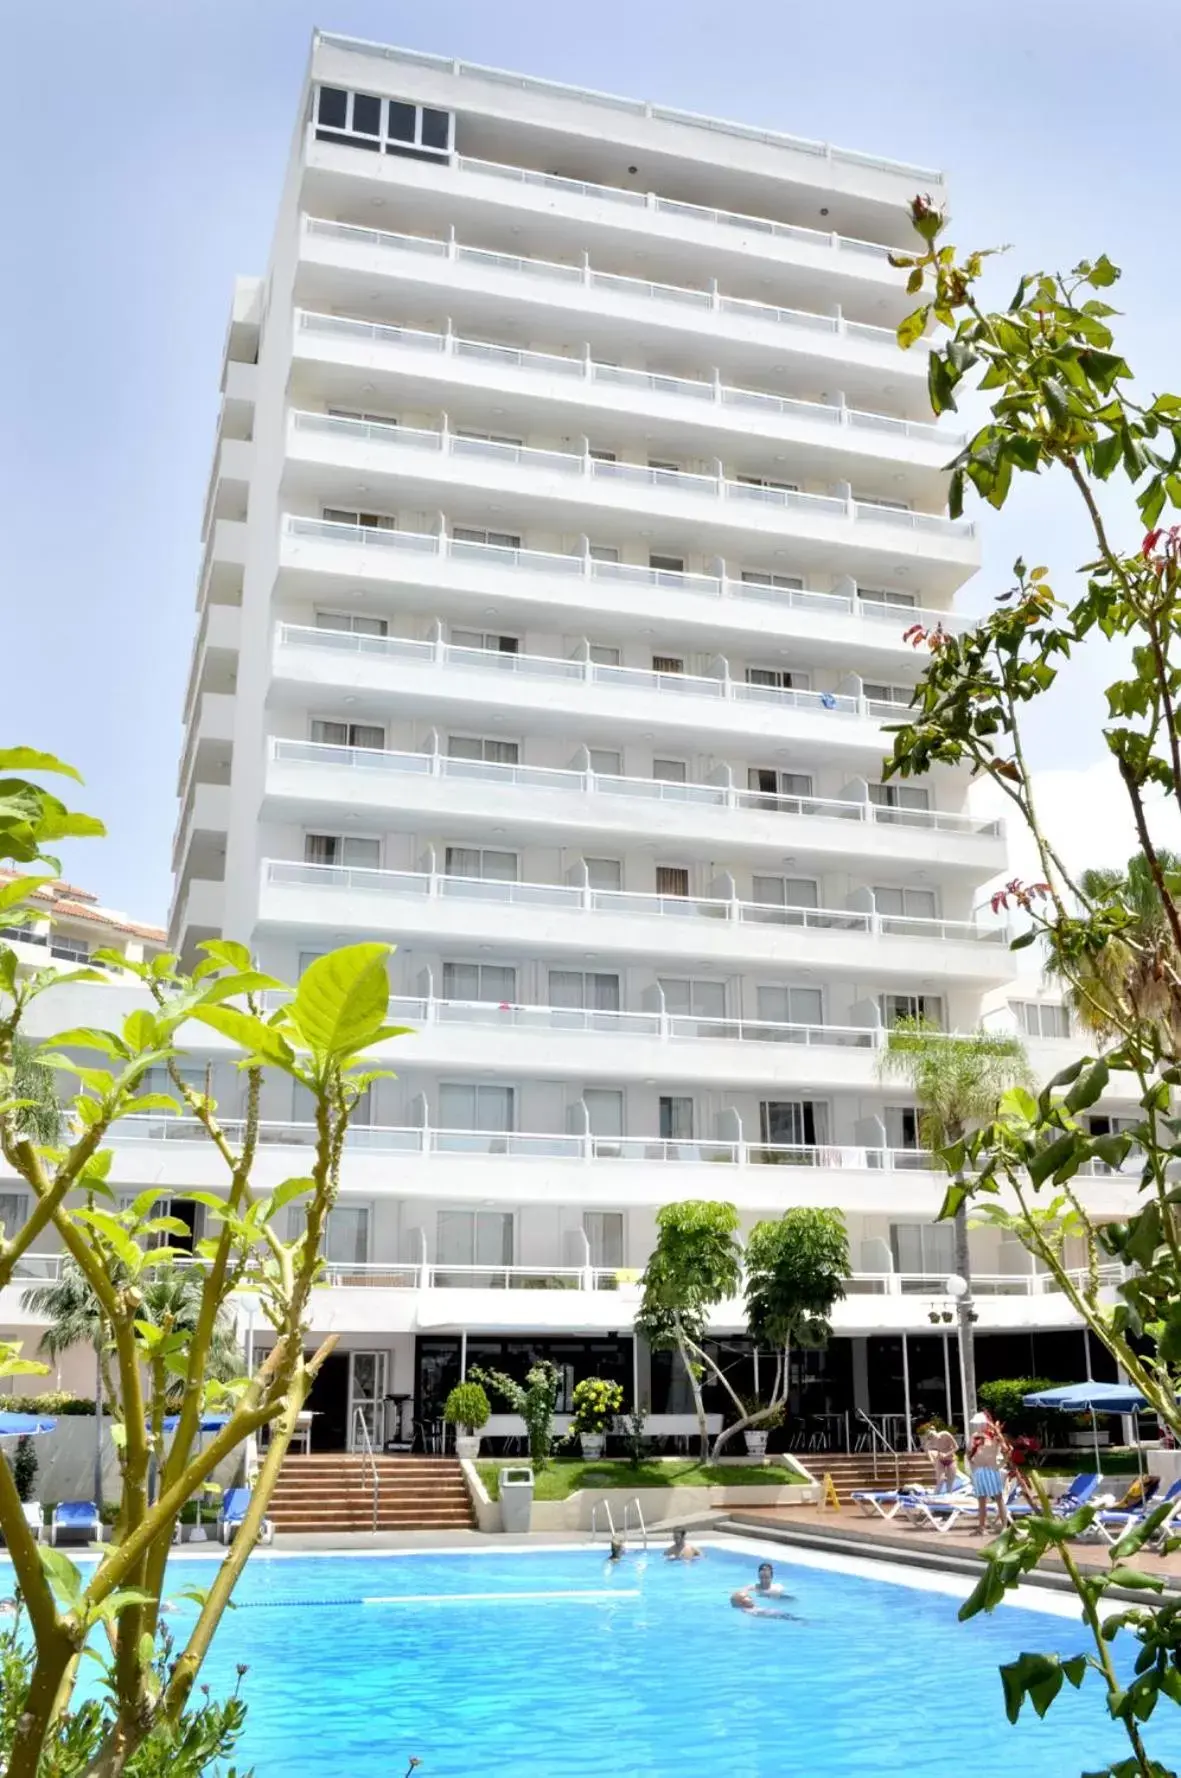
[664,1527,701,1561]
[730,1561,797,1617]
[730,1589,795,1620]
[607,1536,626,1563]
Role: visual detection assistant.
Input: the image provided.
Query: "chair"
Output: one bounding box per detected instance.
[1087,1477,1181,1547]
[901,1480,1021,1535]
[1008,1472,1103,1521]
[50,1501,103,1546]
[852,1471,970,1521]
[217,1487,275,1546]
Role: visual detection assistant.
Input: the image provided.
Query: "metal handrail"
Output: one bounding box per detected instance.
[590,1498,618,1544]
[352,1405,380,1532]
[856,1409,900,1489]
[624,1497,649,1550]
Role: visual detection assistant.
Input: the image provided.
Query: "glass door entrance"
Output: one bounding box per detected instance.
[348,1351,387,1448]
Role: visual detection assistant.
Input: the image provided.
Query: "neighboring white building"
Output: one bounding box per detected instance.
[4,36,1141,1449]
[0,873,165,977]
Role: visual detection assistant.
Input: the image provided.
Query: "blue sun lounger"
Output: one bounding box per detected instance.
[1087,1477,1181,1546]
[217,1487,275,1545]
[851,1474,969,1520]
[50,1501,103,1546]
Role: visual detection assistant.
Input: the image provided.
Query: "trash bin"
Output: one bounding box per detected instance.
[499,1465,534,1533]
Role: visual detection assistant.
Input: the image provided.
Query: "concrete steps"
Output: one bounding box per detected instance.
[268,1454,476,1532]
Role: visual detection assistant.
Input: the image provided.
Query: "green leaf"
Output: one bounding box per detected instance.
[287,944,392,1059]
[1065,1059,1110,1112]
[0,748,83,782]
[37,1544,84,1606]
[1029,1134,1081,1187]
[188,1005,296,1069]
[267,1176,316,1216]
[898,305,930,351]
[1107,1567,1165,1592]
[196,938,255,974]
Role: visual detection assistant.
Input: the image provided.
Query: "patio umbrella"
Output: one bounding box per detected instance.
[1024,1381,1148,1476]
[0,1413,57,1436]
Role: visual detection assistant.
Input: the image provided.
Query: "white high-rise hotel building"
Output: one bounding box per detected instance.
[17,34,1137,1448]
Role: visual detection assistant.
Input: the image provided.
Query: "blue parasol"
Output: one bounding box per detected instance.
[0,1413,57,1436]
[1024,1381,1148,1474]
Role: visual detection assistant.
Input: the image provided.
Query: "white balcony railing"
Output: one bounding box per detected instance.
[275,623,906,722]
[268,735,999,839]
[316,36,945,187]
[301,216,924,355]
[288,410,974,541]
[263,857,1008,947]
[294,309,960,450]
[382,992,877,1050]
[282,514,962,634]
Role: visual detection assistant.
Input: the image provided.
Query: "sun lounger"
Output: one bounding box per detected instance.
[1008,1471,1103,1520]
[902,1479,1024,1534]
[50,1501,103,1546]
[851,1472,970,1520]
[1087,1477,1181,1547]
[22,1502,42,1543]
[217,1487,274,1546]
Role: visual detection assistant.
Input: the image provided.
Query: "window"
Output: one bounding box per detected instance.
[585,1210,624,1269]
[0,1194,27,1236]
[648,459,681,473]
[589,749,622,776]
[451,629,519,654]
[858,588,917,612]
[304,834,380,869]
[656,866,689,897]
[649,554,684,575]
[886,1106,921,1150]
[50,938,90,964]
[874,886,939,923]
[436,1210,513,1273]
[291,1204,369,1266]
[891,1221,954,1282]
[745,666,809,691]
[442,962,517,1004]
[314,86,453,162]
[756,985,824,1030]
[660,978,725,1023]
[589,449,617,464]
[863,682,913,707]
[443,846,518,881]
[741,570,804,591]
[588,644,621,666]
[328,406,399,429]
[881,993,944,1028]
[736,474,799,494]
[455,428,524,448]
[315,611,389,638]
[652,655,684,675]
[452,526,522,551]
[584,1090,624,1139]
[585,857,622,891]
[589,544,619,563]
[311,718,386,751]
[447,736,520,766]
[438,1084,515,1132]
[870,782,930,825]
[747,769,814,809]
[760,1100,828,1147]
[322,506,396,530]
[751,875,820,911]
[550,970,620,1012]
[1014,1001,1071,1039]
[659,1096,694,1139]
[857,493,912,512]
[120,1195,203,1254]
[653,758,687,783]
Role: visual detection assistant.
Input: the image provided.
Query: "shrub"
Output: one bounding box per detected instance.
[0,1391,96,1416]
[738,1397,785,1430]
[443,1381,490,1434]
[570,1377,624,1436]
[978,1378,1059,1438]
[11,1436,37,1503]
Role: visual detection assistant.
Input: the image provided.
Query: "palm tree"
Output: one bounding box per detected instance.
[9,1034,62,1144]
[1048,851,1181,1047]
[22,1261,242,1505]
[877,1018,1030,1426]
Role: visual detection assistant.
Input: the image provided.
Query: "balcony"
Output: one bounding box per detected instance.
[278,515,965,665]
[258,858,1014,984]
[285,412,977,593]
[264,737,1005,876]
[303,139,914,328]
[271,623,911,755]
[297,217,930,414]
[292,308,959,497]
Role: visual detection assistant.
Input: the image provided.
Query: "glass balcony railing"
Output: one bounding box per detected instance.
[288,410,975,541]
[381,993,877,1049]
[262,856,1008,945]
[294,308,960,449]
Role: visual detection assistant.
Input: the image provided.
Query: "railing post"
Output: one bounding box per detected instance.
[446,225,457,259]
[708,278,719,311]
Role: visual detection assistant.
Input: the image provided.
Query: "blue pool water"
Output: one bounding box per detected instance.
[14,1541,1181,1776]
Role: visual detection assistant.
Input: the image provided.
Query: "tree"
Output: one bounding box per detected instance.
[0,744,408,1777]
[635,1200,742,1458]
[11,1033,62,1144]
[877,1019,1030,1424]
[1045,852,1181,1046]
[881,198,1181,1774]
[715,1207,849,1455]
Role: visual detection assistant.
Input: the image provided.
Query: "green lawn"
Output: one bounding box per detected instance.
[476,1456,805,1502]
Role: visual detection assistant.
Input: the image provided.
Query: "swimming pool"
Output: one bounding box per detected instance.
[16,1538,1181,1775]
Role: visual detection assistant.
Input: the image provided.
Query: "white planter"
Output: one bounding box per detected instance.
[580,1433,605,1459]
[743,1431,770,1457]
[455,1433,482,1460]
[1069,1429,1110,1448]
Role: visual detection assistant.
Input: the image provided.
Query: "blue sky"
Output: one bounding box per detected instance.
[4,0,1178,922]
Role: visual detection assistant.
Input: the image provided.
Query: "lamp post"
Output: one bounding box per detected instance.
[946,1273,973,1445]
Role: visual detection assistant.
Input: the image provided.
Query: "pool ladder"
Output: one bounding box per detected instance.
[591,1496,648,1550]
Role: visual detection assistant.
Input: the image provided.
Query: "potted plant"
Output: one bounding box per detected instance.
[570,1377,624,1459]
[443,1381,490,1460]
[739,1398,784,1456]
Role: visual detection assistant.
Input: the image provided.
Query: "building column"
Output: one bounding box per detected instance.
[851,1337,870,1428]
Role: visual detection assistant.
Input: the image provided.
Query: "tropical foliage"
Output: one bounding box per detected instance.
[569,1376,624,1436]
[0,745,408,1777]
[468,1362,561,1468]
[884,195,1181,1776]
[442,1381,490,1435]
